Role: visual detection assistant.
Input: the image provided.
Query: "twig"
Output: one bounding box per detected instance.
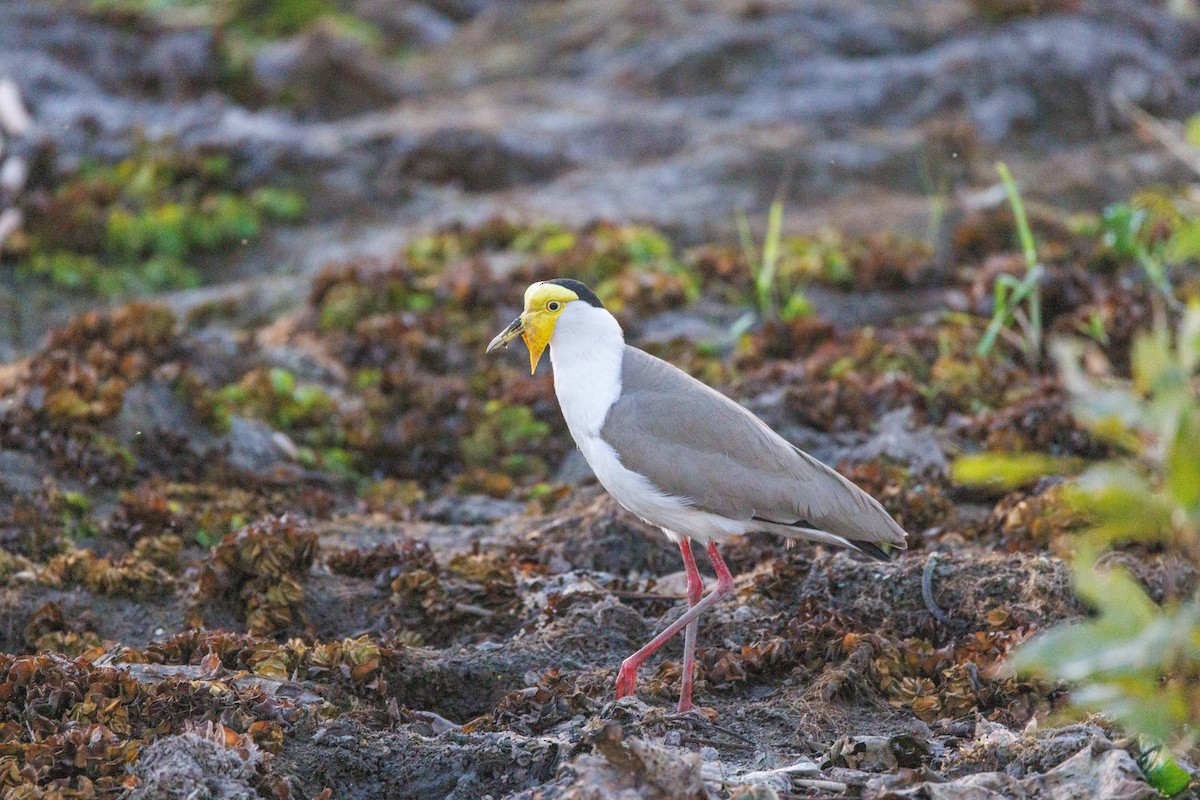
[1112,94,1200,179]
[679,714,756,746]
[734,761,820,785]
[451,602,495,617]
[0,80,32,137]
[793,778,850,792]
[922,555,953,625]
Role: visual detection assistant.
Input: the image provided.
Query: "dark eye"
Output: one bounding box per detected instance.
[547,301,561,312]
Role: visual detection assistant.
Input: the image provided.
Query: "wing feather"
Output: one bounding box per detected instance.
[600,347,907,548]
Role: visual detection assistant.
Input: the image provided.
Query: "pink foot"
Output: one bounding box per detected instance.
[615,657,639,699]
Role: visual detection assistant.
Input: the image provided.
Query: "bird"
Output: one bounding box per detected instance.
[486,278,908,712]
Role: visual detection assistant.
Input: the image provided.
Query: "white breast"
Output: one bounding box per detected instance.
[547,302,624,440]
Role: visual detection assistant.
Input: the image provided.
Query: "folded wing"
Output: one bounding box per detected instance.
[600,347,908,553]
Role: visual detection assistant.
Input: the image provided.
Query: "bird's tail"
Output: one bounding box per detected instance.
[756,520,901,562]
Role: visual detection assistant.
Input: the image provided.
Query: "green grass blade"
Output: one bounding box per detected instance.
[979,163,1043,362]
[756,199,784,320]
[977,314,1005,357]
[997,162,1037,272]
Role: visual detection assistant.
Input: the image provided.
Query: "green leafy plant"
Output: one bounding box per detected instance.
[1101,203,1169,299]
[977,162,1044,363]
[315,274,433,333]
[993,305,1200,793]
[57,490,98,540]
[460,401,551,478]
[218,368,335,432]
[217,368,360,478]
[220,0,339,37]
[1101,196,1195,309]
[736,194,813,325]
[950,451,1078,491]
[1142,746,1192,796]
[16,143,306,295]
[778,229,855,287]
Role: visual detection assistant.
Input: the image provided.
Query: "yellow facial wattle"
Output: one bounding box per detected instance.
[485,282,579,373]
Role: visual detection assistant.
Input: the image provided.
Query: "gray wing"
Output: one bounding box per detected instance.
[600,347,908,549]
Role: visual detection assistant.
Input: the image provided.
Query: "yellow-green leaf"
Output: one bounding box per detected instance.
[951,452,1076,490]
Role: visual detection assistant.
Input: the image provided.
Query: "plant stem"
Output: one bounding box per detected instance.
[754,199,784,321]
[978,163,1043,362]
[997,162,1041,356]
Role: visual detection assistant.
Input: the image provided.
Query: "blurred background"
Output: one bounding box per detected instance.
[2,2,1200,798]
[1,0,1198,352]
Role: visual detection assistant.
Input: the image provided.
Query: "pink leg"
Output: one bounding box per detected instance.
[678,540,704,712]
[615,541,735,707]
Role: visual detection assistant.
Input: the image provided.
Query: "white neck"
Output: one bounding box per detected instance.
[548,302,624,441]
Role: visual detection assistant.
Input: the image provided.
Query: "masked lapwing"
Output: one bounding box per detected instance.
[487,278,908,712]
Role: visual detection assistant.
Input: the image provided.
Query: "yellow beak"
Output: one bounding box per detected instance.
[486,313,553,374]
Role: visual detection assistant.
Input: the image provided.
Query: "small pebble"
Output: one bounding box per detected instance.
[700,746,720,762]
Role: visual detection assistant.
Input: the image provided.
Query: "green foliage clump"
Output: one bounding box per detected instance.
[951,452,1078,492]
[55,491,97,540]
[16,143,305,295]
[218,368,335,432]
[404,218,546,273]
[737,197,812,324]
[519,221,697,314]
[774,229,853,288]
[996,305,1200,786]
[404,217,698,317]
[1100,190,1199,306]
[315,272,433,333]
[217,368,358,477]
[220,0,339,37]
[730,199,929,335]
[461,400,552,478]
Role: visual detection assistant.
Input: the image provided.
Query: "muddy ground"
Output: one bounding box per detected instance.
[1,1,1200,798]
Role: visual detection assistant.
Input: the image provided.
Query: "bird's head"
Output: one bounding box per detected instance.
[486,279,605,373]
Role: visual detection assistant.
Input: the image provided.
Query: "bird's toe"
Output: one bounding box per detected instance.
[615,658,639,698]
